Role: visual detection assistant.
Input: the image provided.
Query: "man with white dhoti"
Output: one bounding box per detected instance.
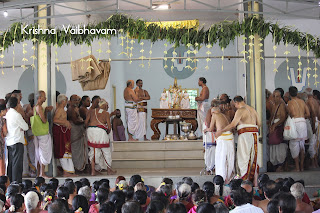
[32,91,53,178]
[124,80,141,141]
[216,96,261,185]
[202,104,215,173]
[195,77,210,138]
[287,86,310,172]
[204,100,234,182]
[135,79,150,141]
[305,88,320,168]
[85,96,116,176]
[269,90,287,172]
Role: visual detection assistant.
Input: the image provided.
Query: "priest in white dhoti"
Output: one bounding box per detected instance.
[215,96,261,184]
[195,77,210,137]
[135,79,150,141]
[32,90,53,178]
[85,96,116,175]
[204,100,234,182]
[203,125,216,172]
[287,86,310,172]
[124,80,142,141]
[309,119,320,167]
[269,90,287,172]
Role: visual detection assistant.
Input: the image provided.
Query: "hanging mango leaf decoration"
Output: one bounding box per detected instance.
[1,14,320,57]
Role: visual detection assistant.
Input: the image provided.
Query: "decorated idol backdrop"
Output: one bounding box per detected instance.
[119,40,238,139]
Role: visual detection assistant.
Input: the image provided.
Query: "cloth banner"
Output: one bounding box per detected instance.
[71,55,110,91]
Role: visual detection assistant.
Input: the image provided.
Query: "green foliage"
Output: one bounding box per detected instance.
[1,14,320,57]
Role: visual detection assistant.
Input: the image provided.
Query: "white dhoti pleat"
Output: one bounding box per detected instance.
[269,118,287,166]
[136,101,147,139]
[308,134,317,158]
[215,131,235,182]
[34,134,52,166]
[88,147,112,171]
[203,123,216,171]
[237,124,259,182]
[204,147,215,171]
[197,100,210,133]
[87,126,112,171]
[289,117,307,159]
[269,143,288,165]
[309,119,320,158]
[59,153,75,173]
[125,102,139,136]
[136,112,146,139]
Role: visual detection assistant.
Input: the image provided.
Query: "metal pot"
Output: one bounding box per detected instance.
[187,131,197,140]
[180,122,192,134]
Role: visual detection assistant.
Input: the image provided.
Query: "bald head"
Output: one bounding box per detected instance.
[70,95,78,101]
[70,95,80,107]
[305,87,313,96]
[127,80,134,88]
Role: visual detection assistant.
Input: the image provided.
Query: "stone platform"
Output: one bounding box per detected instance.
[111,140,205,169]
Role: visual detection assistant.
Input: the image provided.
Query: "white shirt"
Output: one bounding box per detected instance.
[6,108,28,146]
[231,204,264,213]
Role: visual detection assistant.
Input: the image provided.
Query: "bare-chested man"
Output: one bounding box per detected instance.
[79,95,90,121]
[266,89,274,121]
[124,80,141,141]
[291,183,314,213]
[67,95,88,172]
[112,109,126,141]
[287,86,310,172]
[195,77,210,136]
[204,99,234,183]
[85,96,116,175]
[33,91,53,178]
[219,94,235,121]
[216,96,261,184]
[256,180,280,213]
[305,88,320,168]
[53,94,76,177]
[269,90,287,172]
[134,79,150,141]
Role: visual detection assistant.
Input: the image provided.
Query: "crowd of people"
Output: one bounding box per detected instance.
[201,84,320,183]
[0,173,317,213]
[0,89,131,183]
[265,86,320,172]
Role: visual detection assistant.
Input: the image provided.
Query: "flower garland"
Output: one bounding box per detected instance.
[1,15,320,57]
